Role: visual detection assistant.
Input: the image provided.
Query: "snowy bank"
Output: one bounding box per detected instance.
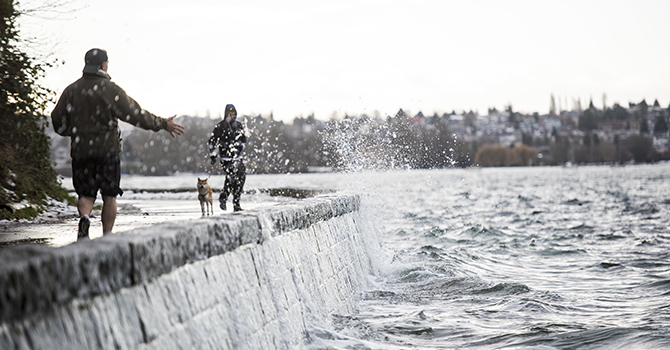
[0,192,376,349]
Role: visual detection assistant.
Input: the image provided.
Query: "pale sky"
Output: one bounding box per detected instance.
[19,0,670,122]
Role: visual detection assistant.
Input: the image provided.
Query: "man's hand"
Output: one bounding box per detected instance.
[165,115,185,138]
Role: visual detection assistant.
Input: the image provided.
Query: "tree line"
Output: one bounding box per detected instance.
[116,101,670,175]
[117,110,472,175]
[0,1,73,220]
[542,100,668,165]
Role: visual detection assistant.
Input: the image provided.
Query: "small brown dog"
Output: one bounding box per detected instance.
[197,178,213,216]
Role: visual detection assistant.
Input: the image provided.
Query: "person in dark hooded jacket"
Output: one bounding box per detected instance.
[51,48,185,240]
[208,104,247,211]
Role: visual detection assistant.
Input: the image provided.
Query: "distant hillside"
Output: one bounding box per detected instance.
[48,103,670,177]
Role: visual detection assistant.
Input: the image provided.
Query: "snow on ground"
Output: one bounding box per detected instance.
[0,191,295,248]
[1,172,340,248]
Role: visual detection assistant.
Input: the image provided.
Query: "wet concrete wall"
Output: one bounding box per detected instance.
[0,193,373,349]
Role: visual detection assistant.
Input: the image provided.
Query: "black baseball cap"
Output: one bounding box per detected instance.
[83,48,108,74]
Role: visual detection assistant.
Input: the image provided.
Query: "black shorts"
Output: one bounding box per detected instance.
[72,155,124,198]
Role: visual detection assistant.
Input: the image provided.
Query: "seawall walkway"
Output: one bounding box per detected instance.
[0,192,374,349]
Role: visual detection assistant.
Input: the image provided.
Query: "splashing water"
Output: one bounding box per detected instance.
[321,114,462,173]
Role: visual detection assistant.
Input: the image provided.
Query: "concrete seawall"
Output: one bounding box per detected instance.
[0,193,374,349]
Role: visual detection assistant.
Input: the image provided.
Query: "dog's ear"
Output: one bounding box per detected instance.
[197,177,201,181]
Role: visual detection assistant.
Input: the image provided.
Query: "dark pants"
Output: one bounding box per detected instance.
[220,160,246,207]
[72,155,124,198]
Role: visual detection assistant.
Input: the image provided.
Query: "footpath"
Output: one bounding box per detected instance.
[0,190,303,248]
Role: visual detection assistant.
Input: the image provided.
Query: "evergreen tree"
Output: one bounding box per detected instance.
[640,118,649,134]
[0,1,71,219]
[612,104,630,120]
[653,115,668,135]
[578,108,597,131]
[637,99,649,118]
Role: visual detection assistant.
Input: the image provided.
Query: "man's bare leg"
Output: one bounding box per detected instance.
[101,196,117,234]
[77,196,95,217]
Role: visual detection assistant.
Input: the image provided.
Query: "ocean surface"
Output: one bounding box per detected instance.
[80,164,670,349]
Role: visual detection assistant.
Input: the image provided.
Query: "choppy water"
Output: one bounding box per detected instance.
[268,164,670,350]
[64,164,670,349]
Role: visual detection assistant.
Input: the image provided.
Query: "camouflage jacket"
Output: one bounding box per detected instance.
[51,70,167,159]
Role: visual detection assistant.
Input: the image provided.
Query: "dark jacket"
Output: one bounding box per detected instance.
[208,119,247,161]
[51,71,168,159]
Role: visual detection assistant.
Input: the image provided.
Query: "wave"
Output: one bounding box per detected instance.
[478,326,670,350]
